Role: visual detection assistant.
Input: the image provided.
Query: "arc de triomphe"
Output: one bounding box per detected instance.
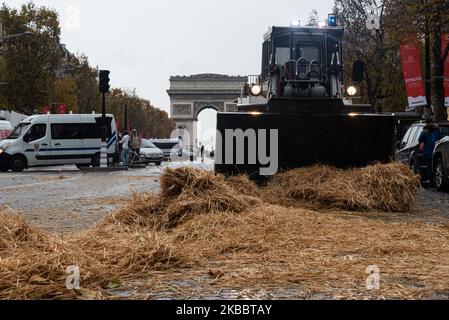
[167,74,246,148]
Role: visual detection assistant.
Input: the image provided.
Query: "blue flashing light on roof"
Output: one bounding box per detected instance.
[328,14,337,27]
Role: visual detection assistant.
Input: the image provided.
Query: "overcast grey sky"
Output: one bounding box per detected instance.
[6,0,334,113]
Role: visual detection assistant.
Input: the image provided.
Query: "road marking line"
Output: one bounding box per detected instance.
[0,176,80,192]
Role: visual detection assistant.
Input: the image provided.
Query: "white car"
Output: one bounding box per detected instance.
[139,140,164,165]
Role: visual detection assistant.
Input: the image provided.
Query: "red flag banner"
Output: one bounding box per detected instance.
[442,33,449,108]
[400,40,427,110]
[57,104,67,114]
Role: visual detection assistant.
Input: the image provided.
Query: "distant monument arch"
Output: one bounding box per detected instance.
[194,104,223,120]
[167,73,246,148]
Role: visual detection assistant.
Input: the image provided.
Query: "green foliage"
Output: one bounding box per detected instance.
[71,54,101,113]
[106,88,175,139]
[0,2,61,114]
[0,1,174,137]
[55,77,78,113]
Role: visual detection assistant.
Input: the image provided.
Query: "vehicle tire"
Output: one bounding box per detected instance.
[155,162,161,166]
[434,157,448,191]
[91,153,100,167]
[9,155,26,172]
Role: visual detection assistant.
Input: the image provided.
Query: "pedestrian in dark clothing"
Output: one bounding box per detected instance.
[201,145,205,162]
[418,120,443,183]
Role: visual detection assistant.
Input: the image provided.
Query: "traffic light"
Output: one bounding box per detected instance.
[99,70,110,93]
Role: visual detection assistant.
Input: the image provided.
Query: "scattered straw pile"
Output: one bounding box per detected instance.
[264,163,421,212]
[1,163,441,300]
[174,205,449,299]
[104,168,261,230]
[0,213,49,251]
[0,211,182,300]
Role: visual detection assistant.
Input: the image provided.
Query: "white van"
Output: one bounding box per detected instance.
[151,138,182,161]
[0,120,13,140]
[0,114,118,172]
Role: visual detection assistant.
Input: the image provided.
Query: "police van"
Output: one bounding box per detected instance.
[0,114,118,172]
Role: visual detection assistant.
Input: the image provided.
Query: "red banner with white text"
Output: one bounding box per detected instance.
[400,39,427,111]
[442,33,449,108]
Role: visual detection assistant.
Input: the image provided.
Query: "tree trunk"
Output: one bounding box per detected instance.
[433,28,448,122]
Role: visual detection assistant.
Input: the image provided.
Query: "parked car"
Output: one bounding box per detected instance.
[396,122,449,179]
[0,120,12,140]
[139,139,164,166]
[433,136,449,191]
[0,114,118,172]
[151,139,182,161]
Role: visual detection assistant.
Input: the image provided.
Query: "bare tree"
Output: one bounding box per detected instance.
[307,9,319,26]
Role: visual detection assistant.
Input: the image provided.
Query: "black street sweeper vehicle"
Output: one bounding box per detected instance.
[215,22,396,180]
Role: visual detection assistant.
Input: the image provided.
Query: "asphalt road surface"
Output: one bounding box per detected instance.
[1,160,449,232]
[0,160,214,232]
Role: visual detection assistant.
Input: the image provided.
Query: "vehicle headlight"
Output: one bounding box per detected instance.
[347,86,357,97]
[0,142,10,154]
[250,85,262,96]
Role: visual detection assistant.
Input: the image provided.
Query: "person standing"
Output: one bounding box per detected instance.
[201,145,205,163]
[418,120,442,184]
[131,129,140,154]
[120,131,130,167]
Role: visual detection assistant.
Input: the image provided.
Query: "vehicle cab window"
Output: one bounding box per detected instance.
[51,124,82,140]
[296,45,320,62]
[24,124,47,143]
[274,35,290,65]
[8,122,30,140]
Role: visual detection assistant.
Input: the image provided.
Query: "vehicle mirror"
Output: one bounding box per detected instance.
[352,60,365,82]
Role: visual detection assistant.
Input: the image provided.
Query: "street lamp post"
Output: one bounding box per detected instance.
[366,6,382,112]
[99,70,110,168]
[124,104,128,132]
